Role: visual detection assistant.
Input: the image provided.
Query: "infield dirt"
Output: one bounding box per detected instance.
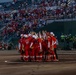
[0,50,76,75]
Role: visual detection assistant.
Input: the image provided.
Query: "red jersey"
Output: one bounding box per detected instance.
[23,38,31,50]
[18,38,24,51]
[36,38,43,51]
[47,36,57,50]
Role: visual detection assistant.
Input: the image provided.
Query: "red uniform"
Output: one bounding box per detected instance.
[53,37,57,49]
[23,37,31,61]
[51,36,57,61]
[46,36,57,61]
[53,36,58,60]
[18,37,25,61]
[42,39,48,61]
[35,38,43,62]
[30,37,36,61]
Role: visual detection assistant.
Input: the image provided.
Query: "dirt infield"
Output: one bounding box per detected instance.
[0,50,76,75]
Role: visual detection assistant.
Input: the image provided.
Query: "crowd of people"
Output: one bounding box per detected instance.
[0,0,76,36]
[0,0,76,48]
[18,31,58,62]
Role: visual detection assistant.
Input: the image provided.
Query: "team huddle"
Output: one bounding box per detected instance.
[18,31,58,62]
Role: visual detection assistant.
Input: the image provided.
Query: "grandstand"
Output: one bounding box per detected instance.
[0,0,76,49]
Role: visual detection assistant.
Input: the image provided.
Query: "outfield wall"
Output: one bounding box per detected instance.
[36,21,76,39]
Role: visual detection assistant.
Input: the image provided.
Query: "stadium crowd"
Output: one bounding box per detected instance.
[0,0,76,49]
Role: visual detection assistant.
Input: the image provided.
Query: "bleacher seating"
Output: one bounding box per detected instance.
[0,0,76,48]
